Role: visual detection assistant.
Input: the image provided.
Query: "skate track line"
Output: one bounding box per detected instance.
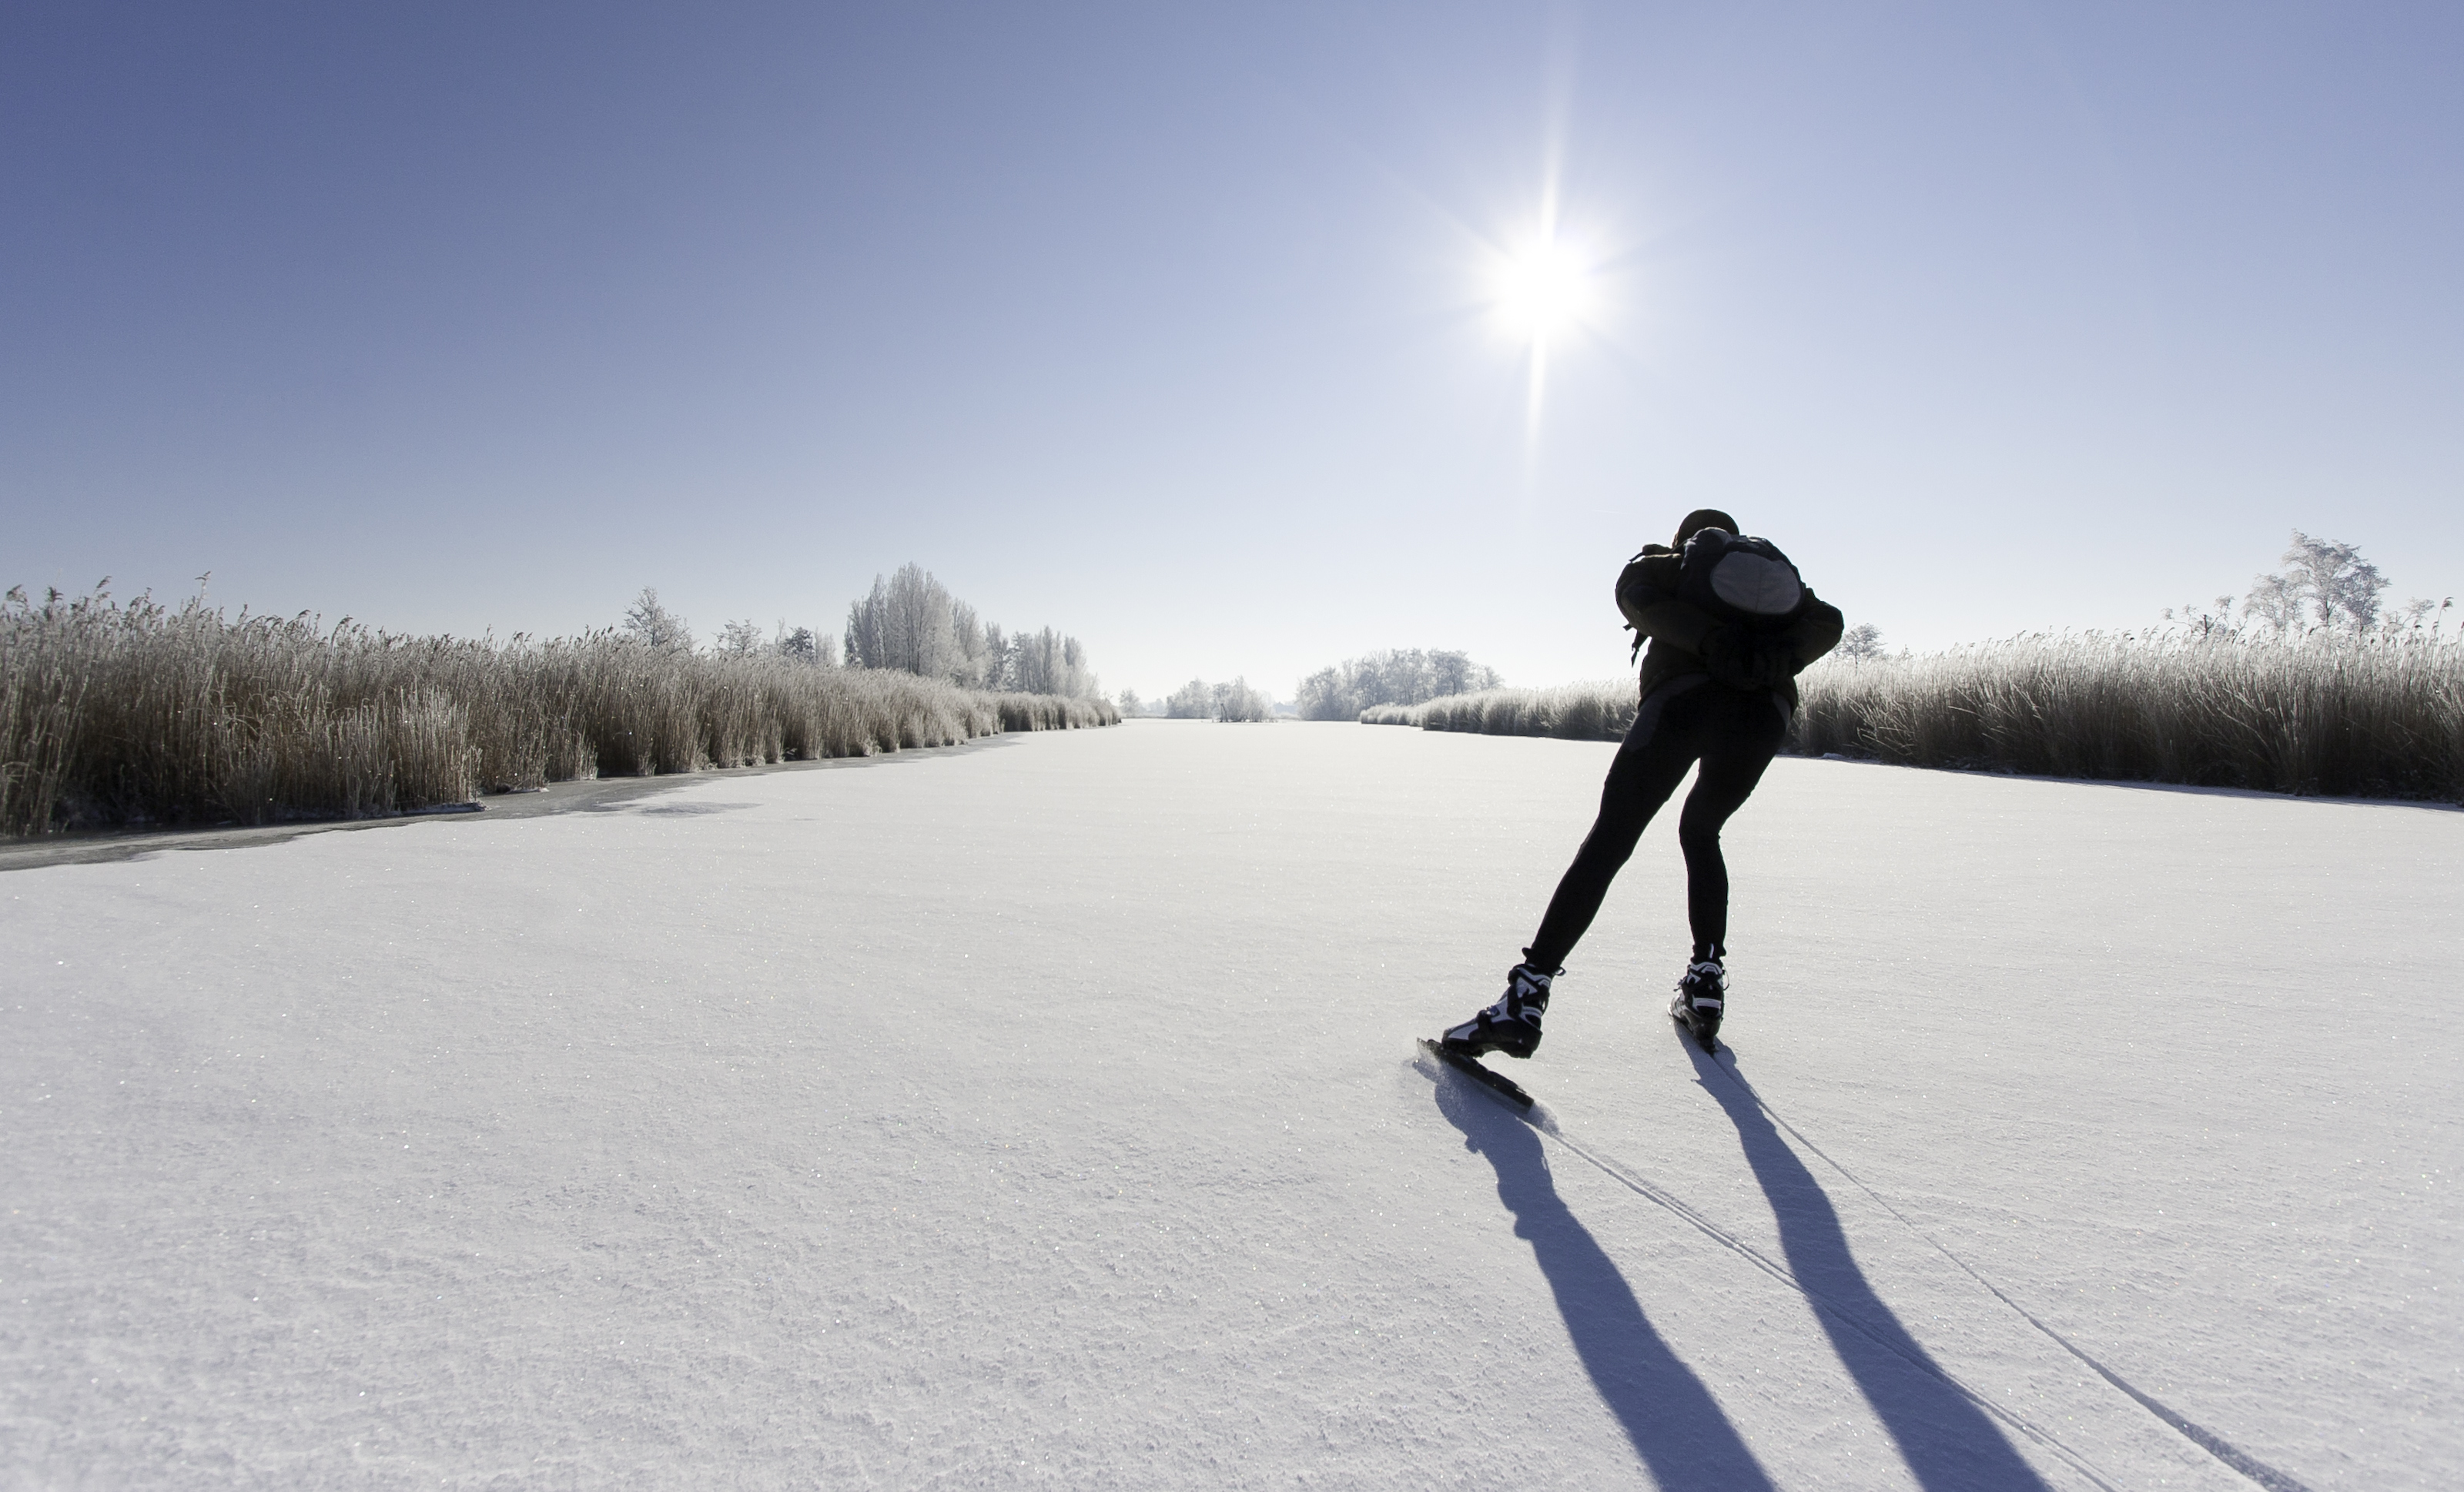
[1418,1051,2127,1492]
[1707,1049,2317,1492]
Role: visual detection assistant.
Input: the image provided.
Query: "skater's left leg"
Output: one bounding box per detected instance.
[1673,694,1788,959]
[1668,694,1786,1050]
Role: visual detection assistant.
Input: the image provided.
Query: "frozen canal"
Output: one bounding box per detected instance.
[5,719,2457,1488]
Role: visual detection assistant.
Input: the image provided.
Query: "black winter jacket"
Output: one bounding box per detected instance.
[1615,544,1845,711]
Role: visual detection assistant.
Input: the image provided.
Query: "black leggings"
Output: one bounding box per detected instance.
[1526,677,1788,972]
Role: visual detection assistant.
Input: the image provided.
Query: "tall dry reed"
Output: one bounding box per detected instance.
[1,587,1116,835]
[1796,631,2463,801]
[1368,681,1637,741]
[1367,633,2463,802]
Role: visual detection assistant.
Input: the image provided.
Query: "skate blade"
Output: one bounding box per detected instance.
[1418,1037,1535,1109]
[1669,1002,1720,1055]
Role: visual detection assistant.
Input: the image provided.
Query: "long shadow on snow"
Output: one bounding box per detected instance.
[1431,1077,1778,1490]
[1688,1039,2051,1491]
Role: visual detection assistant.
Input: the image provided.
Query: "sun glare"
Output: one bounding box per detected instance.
[1494,237,1594,341]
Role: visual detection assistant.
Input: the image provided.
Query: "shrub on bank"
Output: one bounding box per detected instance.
[1163,676,1275,721]
[0,588,1116,836]
[1378,682,1637,741]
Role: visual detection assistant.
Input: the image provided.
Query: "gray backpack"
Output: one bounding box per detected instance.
[1677,529,1806,624]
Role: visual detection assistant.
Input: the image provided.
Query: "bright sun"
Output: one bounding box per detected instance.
[1494,237,1594,340]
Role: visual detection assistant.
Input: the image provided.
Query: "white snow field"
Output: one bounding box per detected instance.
[5,720,2457,1490]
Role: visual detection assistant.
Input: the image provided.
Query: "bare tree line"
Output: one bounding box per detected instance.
[622,588,839,666]
[614,565,1106,700]
[1294,648,1501,721]
[1159,677,1273,722]
[2170,530,2449,637]
[841,564,1100,698]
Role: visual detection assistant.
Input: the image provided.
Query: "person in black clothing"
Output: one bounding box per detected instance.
[1442,509,1845,1058]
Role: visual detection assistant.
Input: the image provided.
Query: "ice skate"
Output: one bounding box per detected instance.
[1670,957,1726,1053]
[1440,962,1555,1060]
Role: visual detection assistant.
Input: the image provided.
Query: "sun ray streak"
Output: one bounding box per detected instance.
[1524,340,1549,454]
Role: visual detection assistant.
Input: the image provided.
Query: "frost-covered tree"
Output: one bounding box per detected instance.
[1836,623,1885,661]
[1164,679,1214,718]
[1426,650,1495,700]
[2244,532,2390,633]
[2285,532,2389,630]
[621,587,693,651]
[1160,677,1269,721]
[2160,599,2238,637]
[1117,687,1144,717]
[841,564,1100,696]
[845,564,962,677]
[715,618,765,655]
[1003,627,1098,698]
[980,623,1010,690]
[1010,627,1057,695]
[950,602,990,688]
[775,624,835,666]
[1213,677,1273,722]
[2241,573,2302,633]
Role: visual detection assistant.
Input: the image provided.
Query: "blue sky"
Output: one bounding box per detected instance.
[5,2,2459,698]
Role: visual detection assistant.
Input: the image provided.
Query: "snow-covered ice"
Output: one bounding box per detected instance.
[5,720,2457,1488]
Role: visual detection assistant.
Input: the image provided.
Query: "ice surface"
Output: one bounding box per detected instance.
[5,721,2456,1488]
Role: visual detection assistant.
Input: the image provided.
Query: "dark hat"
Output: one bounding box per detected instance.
[1674,508,1739,546]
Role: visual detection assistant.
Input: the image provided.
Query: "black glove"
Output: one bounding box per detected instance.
[1748,638,1798,687]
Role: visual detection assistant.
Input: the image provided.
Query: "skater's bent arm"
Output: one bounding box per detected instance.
[1777,591,1847,671]
[1615,556,1723,651]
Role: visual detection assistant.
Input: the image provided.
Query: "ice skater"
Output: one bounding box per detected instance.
[1441,510,1844,1059]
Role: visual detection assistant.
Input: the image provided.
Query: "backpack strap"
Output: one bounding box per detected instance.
[1621,547,1652,663]
[1616,549,1676,664]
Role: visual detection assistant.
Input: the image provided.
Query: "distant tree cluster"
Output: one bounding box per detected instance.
[844,564,1100,698]
[619,567,1104,692]
[2159,532,2449,638]
[622,588,841,667]
[1163,677,1272,722]
[1293,649,1501,721]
